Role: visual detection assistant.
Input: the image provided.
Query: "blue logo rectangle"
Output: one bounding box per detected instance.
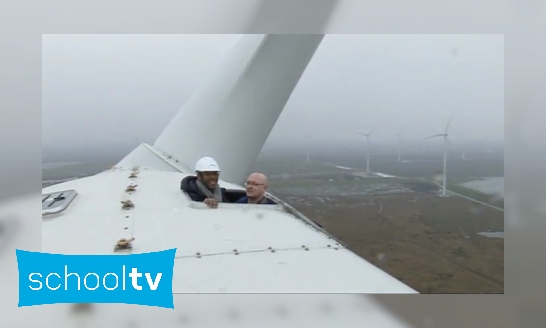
[16,248,177,308]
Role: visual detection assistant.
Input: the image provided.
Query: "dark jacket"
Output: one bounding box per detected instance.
[235,195,276,204]
[180,176,227,202]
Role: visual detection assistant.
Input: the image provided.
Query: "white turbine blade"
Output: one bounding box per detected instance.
[424,134,444,139]
[244,0,340,32]
[153,34,324,184]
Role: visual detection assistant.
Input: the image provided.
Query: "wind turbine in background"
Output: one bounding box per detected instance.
[304,133,312,162]
[396,134,402,162]
[425,114,453,197]
[357,131,374,173]
[459,133,468,160]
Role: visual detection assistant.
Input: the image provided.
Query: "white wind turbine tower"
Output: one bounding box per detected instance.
[425,115,453,197]
[357,131,374,173]
[304,134,311,162]
[459,133,467,160]
[396,134,402,162]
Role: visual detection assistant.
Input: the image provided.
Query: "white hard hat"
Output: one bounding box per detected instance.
[195,156,221,172]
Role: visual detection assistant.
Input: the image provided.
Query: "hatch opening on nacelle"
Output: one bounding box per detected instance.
[224,189,247,203]
[42,190,78,216]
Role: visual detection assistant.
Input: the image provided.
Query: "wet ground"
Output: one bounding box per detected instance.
[268,174,504,294]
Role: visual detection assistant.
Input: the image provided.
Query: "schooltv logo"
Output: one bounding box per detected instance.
[16,248,177,308]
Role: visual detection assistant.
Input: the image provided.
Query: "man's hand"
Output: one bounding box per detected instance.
[204,198,218,209]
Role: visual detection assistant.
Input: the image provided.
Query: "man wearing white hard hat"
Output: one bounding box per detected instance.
[180,156,227,208]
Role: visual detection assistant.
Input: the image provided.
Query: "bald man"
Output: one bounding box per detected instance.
[235,172,277,204]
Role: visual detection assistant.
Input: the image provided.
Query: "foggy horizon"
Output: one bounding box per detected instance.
[43,34,504,154]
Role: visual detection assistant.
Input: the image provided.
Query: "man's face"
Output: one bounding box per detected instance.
[245,174,266,199]
[199,171,219,189]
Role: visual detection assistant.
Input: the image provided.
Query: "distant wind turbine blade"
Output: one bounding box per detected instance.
[425,134,445,139]
[445,113,454,134]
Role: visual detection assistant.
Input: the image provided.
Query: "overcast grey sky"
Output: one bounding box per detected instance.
[42,34,504,151]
